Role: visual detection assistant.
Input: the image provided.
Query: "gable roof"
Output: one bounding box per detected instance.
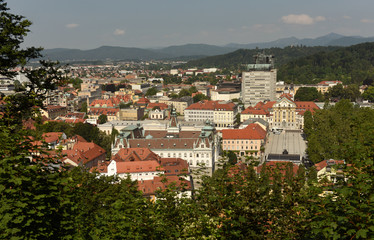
[42,132,64,143]
[113,148,160,162]
[222,123,266,140]
[314,159,345,171]
[115,160,163,174]
[137,176,192,196]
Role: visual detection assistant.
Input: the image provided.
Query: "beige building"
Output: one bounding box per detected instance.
[158,96,192,115]
[221,123,266,158]
[185,100,237,129]
[40,105,68,120]
[118,108,144,121]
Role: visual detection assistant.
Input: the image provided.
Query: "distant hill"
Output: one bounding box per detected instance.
[183,46,342,69]
[41,33,374,62]
[41,46,171,61]
[153,44,235,57]
[225,33,374,49]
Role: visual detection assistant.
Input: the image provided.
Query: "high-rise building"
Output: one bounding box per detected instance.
[242,53,276,107]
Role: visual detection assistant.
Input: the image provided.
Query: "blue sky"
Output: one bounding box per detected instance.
[7,0,374,50]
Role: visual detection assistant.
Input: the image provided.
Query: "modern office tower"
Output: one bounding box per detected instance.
[242,53,276,107]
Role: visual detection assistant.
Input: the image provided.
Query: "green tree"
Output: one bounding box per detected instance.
[145,87,158,96]
[362,86,374,102]
[178,88,191,98]
[294,87,323,101]
[0,1,71,238]
[193,93,210,103]
[227,151,238,165]
[188,86,198,94]
[69,77,83,89]
[79,101,87,113]
[98,114,108,124]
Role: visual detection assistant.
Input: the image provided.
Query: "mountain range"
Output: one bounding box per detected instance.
[41,33,374,62]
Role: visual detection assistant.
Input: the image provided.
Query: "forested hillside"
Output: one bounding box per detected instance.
[184,46,341,70]
[185,42,374,85]
[278,42,374,84]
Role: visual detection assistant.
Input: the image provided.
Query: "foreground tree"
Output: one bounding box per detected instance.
[0,1,71,238]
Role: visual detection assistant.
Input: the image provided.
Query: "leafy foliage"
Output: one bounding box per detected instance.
[294,87,324,101]
[278,42,374,84]
[304,100,374,163]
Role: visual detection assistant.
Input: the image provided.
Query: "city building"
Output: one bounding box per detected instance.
[184,100,237,128]
[111,109,220,175]
[221,123,267,158]
[242,53,277,107]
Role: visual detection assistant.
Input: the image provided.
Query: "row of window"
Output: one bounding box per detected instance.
[224,145,258,150]
[224,140,256,144]
[159,152,211,159]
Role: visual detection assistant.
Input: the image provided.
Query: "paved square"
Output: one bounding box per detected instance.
[265,130,306,157]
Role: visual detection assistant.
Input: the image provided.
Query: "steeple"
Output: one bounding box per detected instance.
[167,105,180,133]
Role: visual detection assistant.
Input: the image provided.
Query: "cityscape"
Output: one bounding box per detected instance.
[1,0,374,239]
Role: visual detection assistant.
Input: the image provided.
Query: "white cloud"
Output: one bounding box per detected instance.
[66,23,79,29]
[361,19,374,23]
[113,29,125,36]
[343,16,352,20]
[315,16,326,22]
[281,14,326,25]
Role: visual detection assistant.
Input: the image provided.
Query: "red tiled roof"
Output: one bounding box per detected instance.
[222,123,266,140]
[88,108,119,116]
[279,93,293,100]
[113,148,160,162]
[42,132,64,143]
[116,160,163,173]
[67,142,106,165]
[185,100,236,111]
[146,102,168,110]
[241,107,268,115]
[295,101,319,114]
[137,176,192,195]
[160,158,189,176]
[137,97,150,104]
[314,159,345,171]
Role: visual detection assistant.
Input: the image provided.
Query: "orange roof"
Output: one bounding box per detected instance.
[314,159,345,171]
[279,93,293,100]
[147,102,169,110]
[88,108,119,116]
[137,97,150,104]
[69,142,106,165]
[116,161,163,173]
[137,176,192,195]
[222,123,266,140]
[42,132,64,143]
[186,100,236,111]
[241,107,268,115]
[160,158,189,176]
[113,148,160,162]
[295,101,319,114]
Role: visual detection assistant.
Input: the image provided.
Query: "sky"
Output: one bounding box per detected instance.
[6,0,374,50]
